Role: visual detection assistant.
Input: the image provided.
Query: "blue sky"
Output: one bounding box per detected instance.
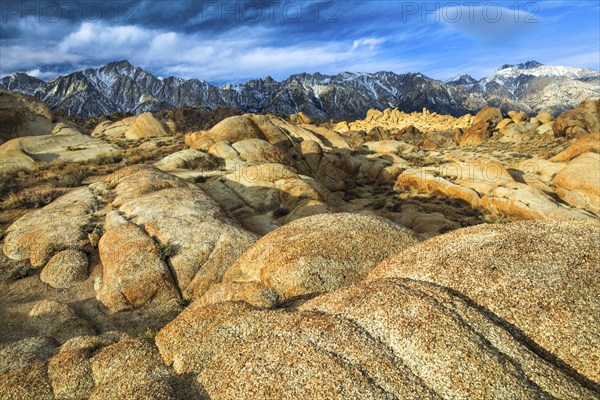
[1,0,599,83]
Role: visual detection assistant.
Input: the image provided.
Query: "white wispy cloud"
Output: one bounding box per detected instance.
[49,22,392,80]
[439,5,541,43]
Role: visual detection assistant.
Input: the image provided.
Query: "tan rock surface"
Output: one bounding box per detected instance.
[553,152,600,214]
[28,299,95,343]
[39,249,89,288]
[156,302,439,399]
[117,186,258,300]
[154,148,221,171]
[124,112,169,140]
[553,98,600,139]
[460,120,490,146]
[195,281,279,309]
[550,132,600,162]
[185,115,266,150]
[3,187,98,267]
[223,213,420,303]
[96,211,180,312]
[481,181,590,220]
[370,219,600,382]
[0,123,120,172]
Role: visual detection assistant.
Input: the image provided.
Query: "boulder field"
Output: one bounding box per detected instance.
[1,95,599,399]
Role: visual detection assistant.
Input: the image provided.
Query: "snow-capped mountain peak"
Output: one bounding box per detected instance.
[1,61,598,119]
[494,61,598,79]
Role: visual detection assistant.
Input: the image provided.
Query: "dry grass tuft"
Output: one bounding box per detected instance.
[55,164,89,187]
[2,187,65,210]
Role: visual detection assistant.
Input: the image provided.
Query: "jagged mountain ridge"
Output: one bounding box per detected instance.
[1,60,598,119]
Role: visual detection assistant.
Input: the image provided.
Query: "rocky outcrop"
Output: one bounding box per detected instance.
[3,188,98,267]
[152,220,599,399]
[91,116,135,137]
[28,300,94,343]
[336,107,471,142]
[91,112,170,140]
[222,213,420,303]
[124,112,169,140]
[550,132,600,162]
[0,336,57,375]
[553,99,600,139]
[96,211,181,312]
[185,115,267,150]
[553,152,600,214]
[208,138,291,170]
[480,181,589,220]
[154,149,222,171]
[97,166,258,309]
[0,334,189,400]
[460,107,503,146]
[0,90,53,142]
[370,219,600,383]
[201,163,344,235]
[39,249,89,288]
[394,158,591,220]
[0,122,120,172]
[195,281,279,309]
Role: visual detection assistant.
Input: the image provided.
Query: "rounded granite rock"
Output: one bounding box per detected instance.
[40,249,89,288]
[369,219,600,383]
[223,212,420,303]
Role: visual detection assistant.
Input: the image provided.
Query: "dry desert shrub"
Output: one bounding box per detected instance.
[55,164,89,187]
[124,147,162,164]
[2,187,65,210]
[0,171,21,200]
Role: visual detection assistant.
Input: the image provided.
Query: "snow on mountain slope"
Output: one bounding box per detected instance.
[1,60,598,119]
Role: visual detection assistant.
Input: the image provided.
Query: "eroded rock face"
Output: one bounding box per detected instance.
[550,132,600,162]
[0,123,120,172]
[0,336,57,375]
[460,120,490,146]
[223,213,420,303]
[185,115,267,150]
[370,219,600,382]
[28,300,95,343]
[301,277,598,399]
[0,90,53,142]
[96,211,180,312]
[91,112,171,140]
[195,281,279,309]
[480,181,589,220]
[157,302,443,399]
[124,112,169,140]
[154,149,221,171]
[3,188,98,267]
[154,220,599,398]
[207,138,291,170]
[88,338,176,399]
[202,162,343,235]
[40,249,89,288]
[460,107,504,146]
[96,166,258,310]
[553,99,600,139]
[394,158,592,220]
[473,106,504,126]
[0,334,187,400]
[553,152,600,214]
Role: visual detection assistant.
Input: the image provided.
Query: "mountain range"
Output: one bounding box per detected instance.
[1,60,598,120]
